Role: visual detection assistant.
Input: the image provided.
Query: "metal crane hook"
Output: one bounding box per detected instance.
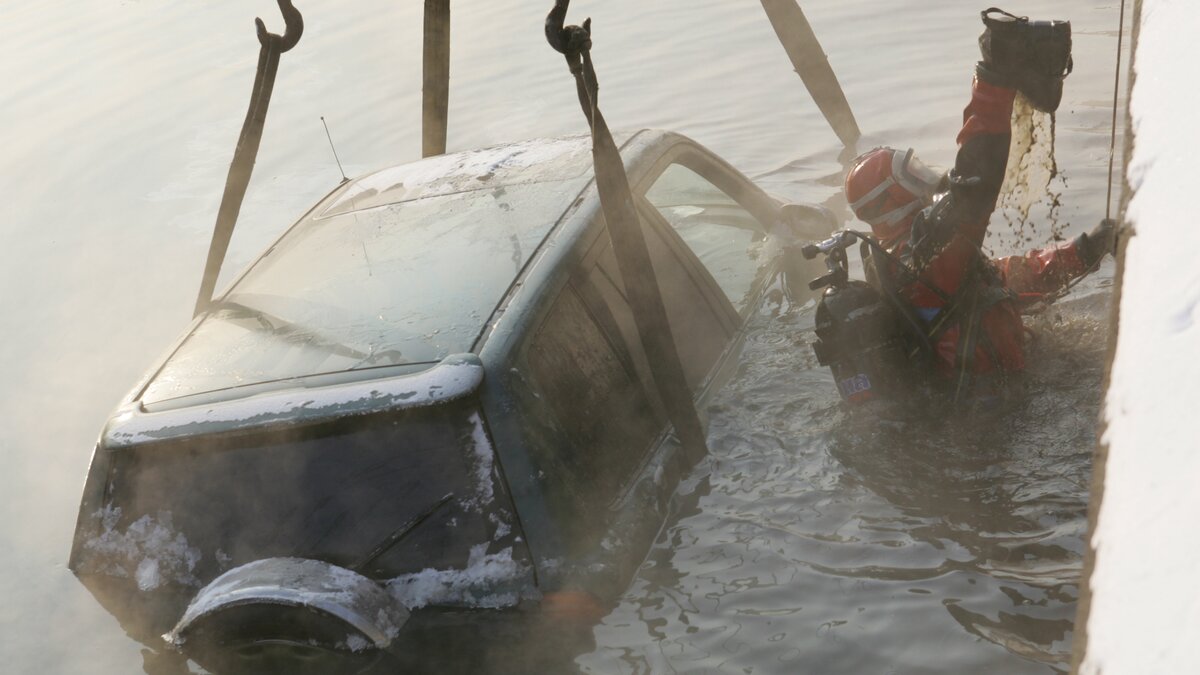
[545,0,591,58]
[255,0,304,52]
[194,0,303,317]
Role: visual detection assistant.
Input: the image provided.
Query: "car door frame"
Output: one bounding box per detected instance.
[532,138,790,588]
[626,139,786,405]
[476,132,789,595]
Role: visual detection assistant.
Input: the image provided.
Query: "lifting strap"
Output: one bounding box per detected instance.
[545,0,708,463]
[193,0,304,318]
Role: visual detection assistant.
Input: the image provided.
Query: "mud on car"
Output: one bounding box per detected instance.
[69,129,831,670]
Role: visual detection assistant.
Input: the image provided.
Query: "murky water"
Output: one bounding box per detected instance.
[577,274,1112,674]
[0,0,1125,672]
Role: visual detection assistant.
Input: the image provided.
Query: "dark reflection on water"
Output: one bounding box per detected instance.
[577,277,1109,674]
[141,613,605,675]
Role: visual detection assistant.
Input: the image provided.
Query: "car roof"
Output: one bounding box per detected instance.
[319,135,598,215]
[137,132,652,407]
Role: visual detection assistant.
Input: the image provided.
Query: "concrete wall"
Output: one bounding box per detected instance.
[1077,1,1200,673]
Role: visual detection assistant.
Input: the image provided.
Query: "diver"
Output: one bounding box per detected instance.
[838,8,1115,404]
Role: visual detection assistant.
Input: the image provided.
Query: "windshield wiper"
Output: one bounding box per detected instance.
[214,299,400,364]
[351,493,455,573]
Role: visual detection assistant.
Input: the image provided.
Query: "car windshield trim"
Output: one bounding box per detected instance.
[138,359,444,410]
[141,178,592,404]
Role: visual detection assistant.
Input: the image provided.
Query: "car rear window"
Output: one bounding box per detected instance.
[143,178,587,404]
[88,402,524,592]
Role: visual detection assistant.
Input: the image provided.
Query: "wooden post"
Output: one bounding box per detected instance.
[423,0,451,157]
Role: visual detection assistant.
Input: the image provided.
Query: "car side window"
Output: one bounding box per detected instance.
[644,164,768,313]
[616,215,732,392]
[525,285,661,524]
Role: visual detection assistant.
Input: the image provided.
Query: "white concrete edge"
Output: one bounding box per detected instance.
[1079,1,1200,673]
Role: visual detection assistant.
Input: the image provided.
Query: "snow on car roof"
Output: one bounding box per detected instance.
[321,136,596,217]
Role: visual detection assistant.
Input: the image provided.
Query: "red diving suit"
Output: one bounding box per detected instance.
[845,76,1089,384]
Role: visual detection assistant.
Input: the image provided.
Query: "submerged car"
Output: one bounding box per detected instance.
[69,129,832,670]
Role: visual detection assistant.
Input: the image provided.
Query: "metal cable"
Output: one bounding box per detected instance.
[1105,0,1128,222]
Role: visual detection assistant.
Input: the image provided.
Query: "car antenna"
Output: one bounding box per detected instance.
[320,116,349,183]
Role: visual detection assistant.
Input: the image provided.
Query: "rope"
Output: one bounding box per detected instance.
[1104,0,1127,222]
[1037,0,1128,309]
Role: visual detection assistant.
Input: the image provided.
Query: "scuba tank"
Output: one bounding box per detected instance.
[801,231,915,407]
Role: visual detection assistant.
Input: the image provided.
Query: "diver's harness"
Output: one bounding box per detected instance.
[803,189,1017,407]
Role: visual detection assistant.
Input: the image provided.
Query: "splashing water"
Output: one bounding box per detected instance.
[990,94,1071,256]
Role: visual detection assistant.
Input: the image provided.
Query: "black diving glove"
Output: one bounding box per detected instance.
[978,8,1073,112]
[1076,218,1118,269]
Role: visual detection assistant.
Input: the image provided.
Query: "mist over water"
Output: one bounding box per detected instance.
[0,0,1125,672]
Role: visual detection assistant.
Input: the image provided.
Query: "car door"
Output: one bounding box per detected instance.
[514,141,781,568]
[628,143,782,398]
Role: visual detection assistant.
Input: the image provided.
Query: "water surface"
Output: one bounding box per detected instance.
[0,0,1125,672]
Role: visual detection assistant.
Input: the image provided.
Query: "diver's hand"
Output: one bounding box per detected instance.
[1077,218,1118,268]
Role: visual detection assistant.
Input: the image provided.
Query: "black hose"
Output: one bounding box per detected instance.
[847,230,953,304]
[863,238,936,363]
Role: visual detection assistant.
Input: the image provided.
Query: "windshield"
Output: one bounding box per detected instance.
[143,178,587,403]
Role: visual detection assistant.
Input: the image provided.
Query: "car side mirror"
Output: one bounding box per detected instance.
[779,203,837,241]
[773,204,838,303]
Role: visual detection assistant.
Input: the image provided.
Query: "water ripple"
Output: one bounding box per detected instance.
[581,289,1108,674]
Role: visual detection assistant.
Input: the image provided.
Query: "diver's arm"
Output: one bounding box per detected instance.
[908,75,1016,263]
[995,242,1087,296]
[950,74,1017,243]
[995,218,1116,298]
